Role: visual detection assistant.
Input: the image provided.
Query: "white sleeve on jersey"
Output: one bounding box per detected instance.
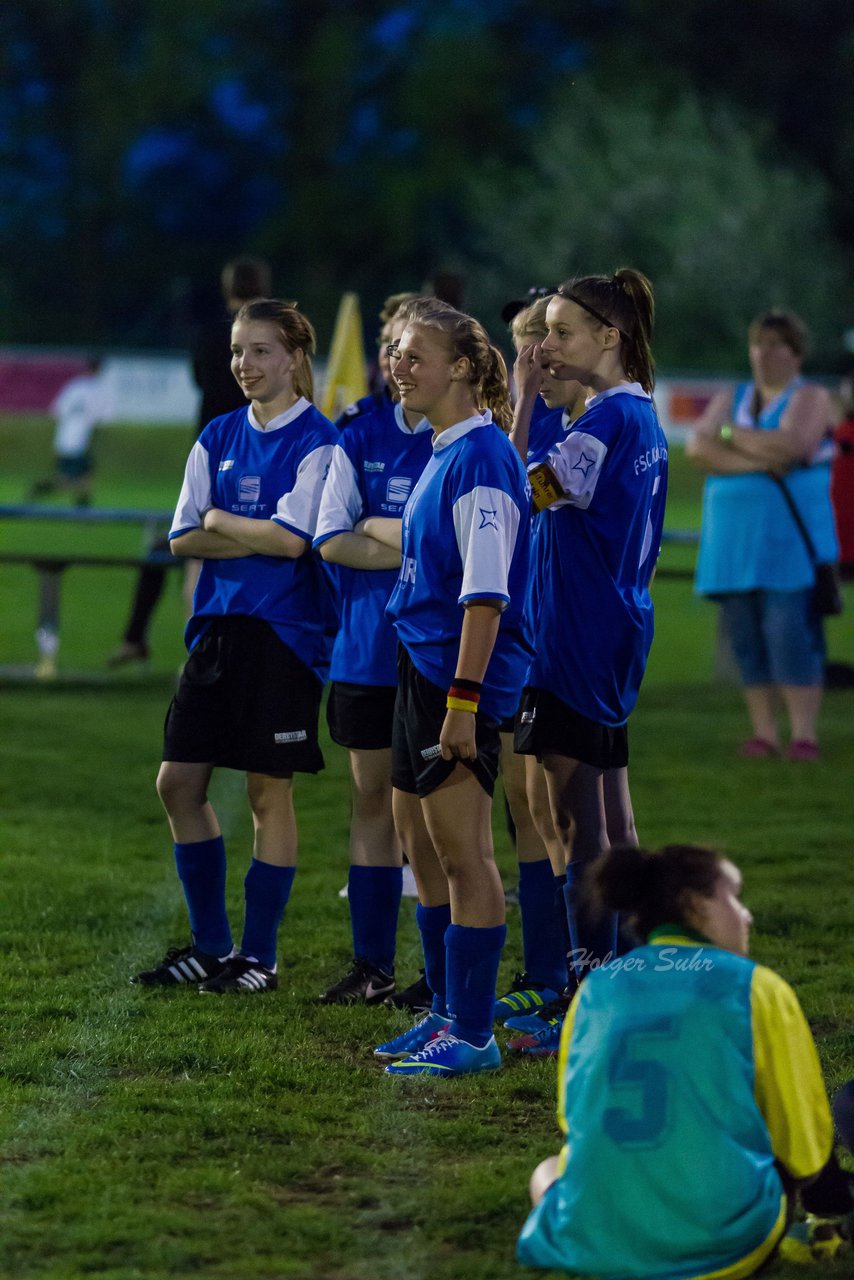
[169,440,212,536]
[273,443,335,539]
[313,444,363,544]
[544,430,609,510]
[453,485,521,609]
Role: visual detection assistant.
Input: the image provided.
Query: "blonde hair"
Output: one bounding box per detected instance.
[233,299,317,402]
[403,299,512,431]
[510,296,551,346]
[379,291,422,325]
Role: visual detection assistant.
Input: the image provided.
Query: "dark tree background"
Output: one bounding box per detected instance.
[1,0,851,367]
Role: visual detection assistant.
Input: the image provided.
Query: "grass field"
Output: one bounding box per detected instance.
[1,417,852,1280]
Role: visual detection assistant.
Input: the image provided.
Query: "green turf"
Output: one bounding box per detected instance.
[1,417,852,1279]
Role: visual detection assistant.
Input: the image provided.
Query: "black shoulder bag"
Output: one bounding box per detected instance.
[771,475,843,617]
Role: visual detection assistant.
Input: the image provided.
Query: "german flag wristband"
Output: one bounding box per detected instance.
[447,679,482,714]
[447,695,479,713]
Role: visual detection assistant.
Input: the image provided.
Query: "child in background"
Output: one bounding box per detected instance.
[29,358,110,507]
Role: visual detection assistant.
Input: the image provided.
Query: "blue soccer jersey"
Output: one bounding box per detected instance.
[169,398,337,681]
[386,412,534,722]
[313,400,433,686]
[529,385,668,726]
[526,404,569,630]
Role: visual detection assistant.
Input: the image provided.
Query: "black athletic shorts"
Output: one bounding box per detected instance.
[163,615,324,776]
[326,681,397,750]
[391,647,501,798]
[514,687,629,771]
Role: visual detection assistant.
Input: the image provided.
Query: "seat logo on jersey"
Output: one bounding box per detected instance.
[400,556,417,584]
[387,475,412,504]
[238,475,262,503]
[479,507,498,529]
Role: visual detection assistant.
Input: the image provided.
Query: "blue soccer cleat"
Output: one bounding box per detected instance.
[493,972,560,1024]
[374,1011,450,1060]
[385,1032,501,1077]
[511,1017,563,1058]
[504,991,570,1034]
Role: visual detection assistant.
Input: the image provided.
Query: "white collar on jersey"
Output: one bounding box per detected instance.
[394,401,432,435]
[247,396,310,433]
[586,382,650,410]
[432,409,492,451]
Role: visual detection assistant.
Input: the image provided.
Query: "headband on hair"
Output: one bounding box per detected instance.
[564,291,626,338]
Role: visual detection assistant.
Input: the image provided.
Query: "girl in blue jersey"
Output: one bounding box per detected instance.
[313,301,434,1006]
[360,300,533,1077]
[512,270,668,1004]
[492,297,571,1030]
[687,310,837,760]
[132,300,337,995]
[518,842,847,1279]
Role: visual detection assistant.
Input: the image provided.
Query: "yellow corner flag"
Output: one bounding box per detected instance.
[321,292,369,420]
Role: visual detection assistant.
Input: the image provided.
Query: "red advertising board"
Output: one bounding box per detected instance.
[0,351,91,413]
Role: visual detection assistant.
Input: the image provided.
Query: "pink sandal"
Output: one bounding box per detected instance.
[738,737,780,758]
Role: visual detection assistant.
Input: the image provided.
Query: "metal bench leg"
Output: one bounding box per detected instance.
[35,567,62,680]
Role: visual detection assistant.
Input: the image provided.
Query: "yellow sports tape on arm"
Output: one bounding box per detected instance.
[527,461,565,512]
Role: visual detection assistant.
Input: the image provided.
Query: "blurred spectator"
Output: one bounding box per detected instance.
[28,357,110,507]
[687,310,837,761]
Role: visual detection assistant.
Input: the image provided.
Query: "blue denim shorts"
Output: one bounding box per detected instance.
[719,589,825,686]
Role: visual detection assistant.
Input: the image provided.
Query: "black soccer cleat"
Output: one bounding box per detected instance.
[317,957,395,1005]
[198,955,278,994]
[384,969,432,1014]
[131,943,231,987]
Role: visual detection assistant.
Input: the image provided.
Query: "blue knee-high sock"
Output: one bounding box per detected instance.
[348,864,402,975]
[240,859,295,970]
[518,859,567,992]
[415,902,451,1017]
[173,837,232,957]
[563,859,617,985]
[445,923,507,1047]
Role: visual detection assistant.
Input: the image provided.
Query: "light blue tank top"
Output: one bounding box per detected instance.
[695,378,837,595]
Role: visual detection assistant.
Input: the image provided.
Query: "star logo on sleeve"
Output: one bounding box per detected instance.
[479,507,498,529]
[571,451,597,479]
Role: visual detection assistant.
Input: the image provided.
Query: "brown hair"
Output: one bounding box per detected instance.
[233,299,317,402]
[221,256,273,305]
[590,843,724,939]
[399,298,513,431]
[748,309,807,359]
[557,268,655,392]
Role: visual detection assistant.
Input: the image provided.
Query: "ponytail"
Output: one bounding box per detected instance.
[590,843,722,939]
[481,343,513,432]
